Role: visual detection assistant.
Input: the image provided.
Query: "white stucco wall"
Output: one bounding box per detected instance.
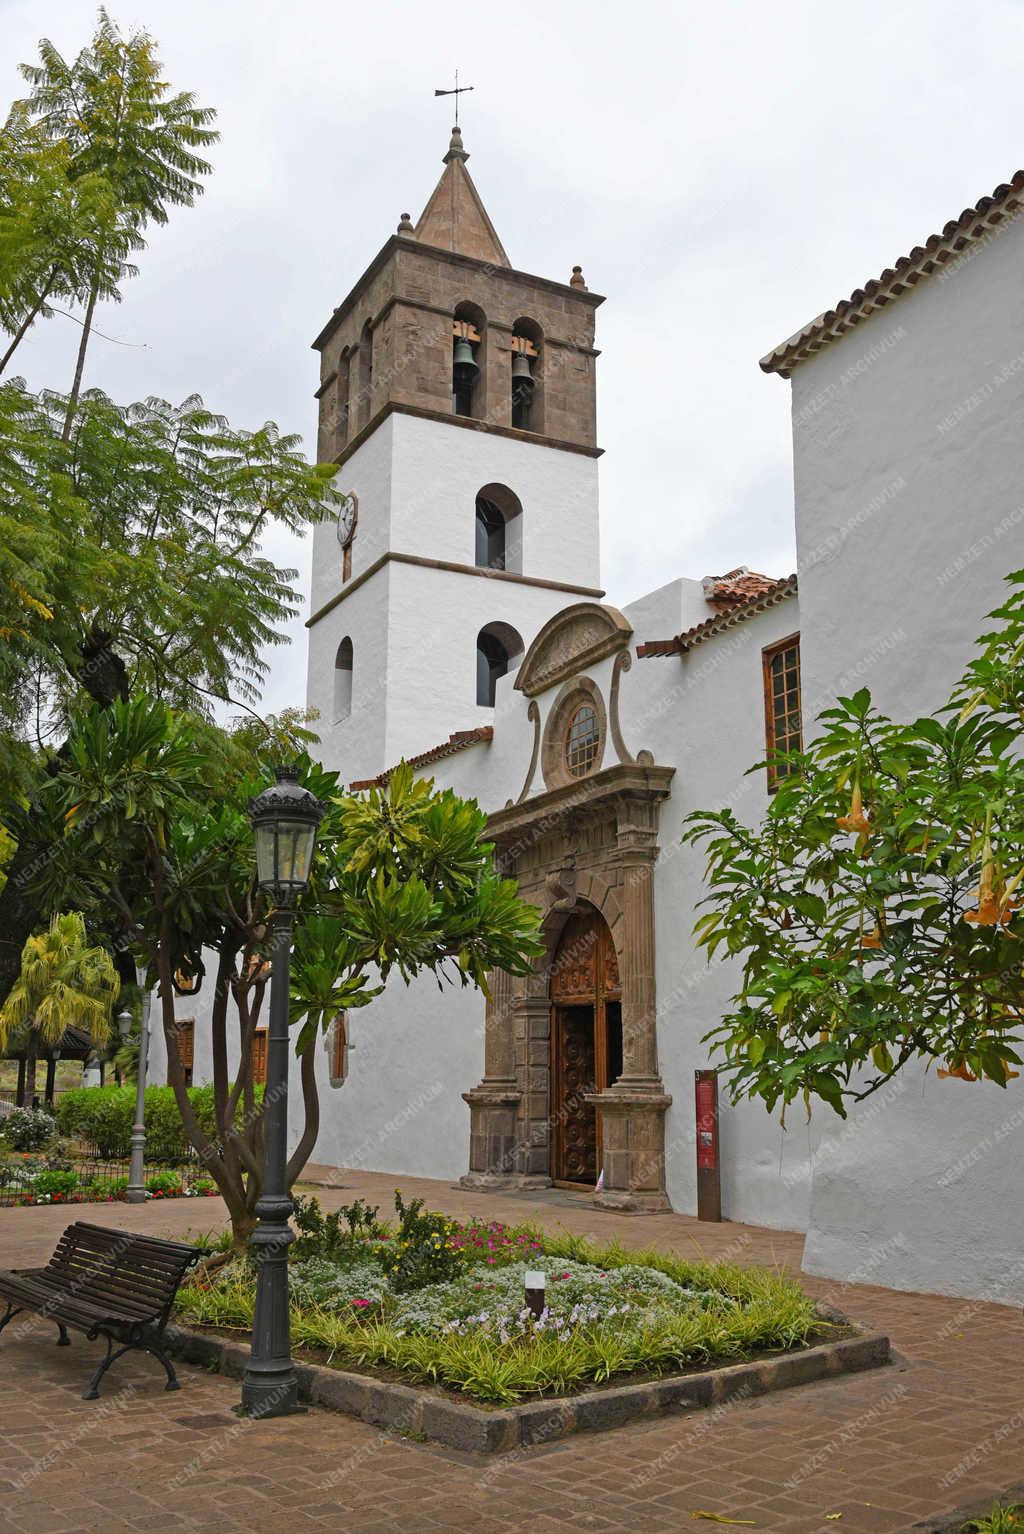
[787,211,1024,1303]
[616,584,822,1230]
[307,410,603,783]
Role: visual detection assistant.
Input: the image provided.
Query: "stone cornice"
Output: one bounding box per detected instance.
[486,763,676,845]
[312,234,605,352]
[321,399,603,474]
[306,550,604,630]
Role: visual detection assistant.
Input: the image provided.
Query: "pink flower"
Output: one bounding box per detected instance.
[351,1298,372,1309]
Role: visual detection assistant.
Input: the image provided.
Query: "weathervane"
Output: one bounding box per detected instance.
[434,69,474,126]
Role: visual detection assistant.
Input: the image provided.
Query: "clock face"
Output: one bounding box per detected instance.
[335,491,358,548]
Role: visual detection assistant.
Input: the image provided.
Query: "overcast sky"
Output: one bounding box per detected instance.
[4,0,1023,718]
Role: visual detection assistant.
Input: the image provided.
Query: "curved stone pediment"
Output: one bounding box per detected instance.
[515,602,632,696]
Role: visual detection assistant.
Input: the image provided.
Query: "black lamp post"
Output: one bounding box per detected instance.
[241,766,324,1418]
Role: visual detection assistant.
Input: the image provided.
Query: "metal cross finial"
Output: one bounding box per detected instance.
[434,69,474,126]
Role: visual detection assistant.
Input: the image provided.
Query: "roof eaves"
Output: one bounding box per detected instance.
[350,727,493,790]
[760,170,1024,378]
[637,574,798,658]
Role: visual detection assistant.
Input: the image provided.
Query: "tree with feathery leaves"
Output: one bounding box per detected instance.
[9,9,217,434]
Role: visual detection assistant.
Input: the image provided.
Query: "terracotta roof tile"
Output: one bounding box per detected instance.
[702,567,782,608]
[760,169,1024,377]
[350,727,493,790]
[636,573,797,658]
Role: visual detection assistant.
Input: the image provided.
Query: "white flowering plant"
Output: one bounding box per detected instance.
[389,1259,733,1343]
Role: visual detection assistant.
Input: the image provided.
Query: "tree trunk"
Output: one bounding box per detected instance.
[285,1042,321,1190]
[24,1035,38,1107]
[230,1209,258,1258]
[152,884,257,1252]
[61,275,99,442]
[0,268,58,377]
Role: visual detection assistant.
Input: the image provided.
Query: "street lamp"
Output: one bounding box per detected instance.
[125,962,152,1204]
[241,766,324,1418]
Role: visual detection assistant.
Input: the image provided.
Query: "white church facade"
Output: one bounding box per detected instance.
[165,139,1024,1308]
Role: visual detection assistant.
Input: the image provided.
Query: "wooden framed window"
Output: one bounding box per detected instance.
[762,634,802,790]
[565,703,601,779]
[251,1030,268,1086]
[331,1012,347,1086]
[170,1018,195,1088]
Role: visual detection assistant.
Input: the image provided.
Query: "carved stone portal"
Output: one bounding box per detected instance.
[462,762,674,1211]
[514,602,632,697]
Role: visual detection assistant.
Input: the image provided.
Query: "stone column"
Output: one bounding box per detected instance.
[617,797,662,1088]
[589,793,672,1211]
[461,964,522,1189]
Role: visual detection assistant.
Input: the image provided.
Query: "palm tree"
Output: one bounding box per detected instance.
[0,911,119,1104]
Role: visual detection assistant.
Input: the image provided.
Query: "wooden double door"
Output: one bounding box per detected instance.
[550,909,623,1186]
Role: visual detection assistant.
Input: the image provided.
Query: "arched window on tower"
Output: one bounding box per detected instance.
[476,622,524,707]
[334,636,353,721]
[511,318,543,433]
[335,349,351,449]
[452,301,485,419]
[355,320,373,432]
[474,484,523,575]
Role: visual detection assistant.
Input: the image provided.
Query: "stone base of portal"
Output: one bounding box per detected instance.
[586,1083,673,1212]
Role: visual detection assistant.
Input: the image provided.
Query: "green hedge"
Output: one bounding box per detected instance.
[54,1083,263,1162]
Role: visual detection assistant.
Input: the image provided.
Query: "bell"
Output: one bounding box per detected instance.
[453,337,479,383]
[511,351,534,389]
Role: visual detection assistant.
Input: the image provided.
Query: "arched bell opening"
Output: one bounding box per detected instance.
[511,316,544,434]
[453,300,486,419]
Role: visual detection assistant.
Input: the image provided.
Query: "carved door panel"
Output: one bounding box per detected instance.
[553,1005,597,1183]
[550,907,622,1185]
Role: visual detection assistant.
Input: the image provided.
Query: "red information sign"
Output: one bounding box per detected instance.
[695,1074,717,1170]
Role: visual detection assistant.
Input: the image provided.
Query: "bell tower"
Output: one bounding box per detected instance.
[305,126,605,783]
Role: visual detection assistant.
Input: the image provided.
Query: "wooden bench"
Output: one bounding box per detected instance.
[0,1221,202,1399]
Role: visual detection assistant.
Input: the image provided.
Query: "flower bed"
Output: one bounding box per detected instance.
[0,1156,219,1207]
[177,1191,828,1405]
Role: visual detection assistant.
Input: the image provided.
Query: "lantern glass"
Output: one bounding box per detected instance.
[254,816,317,897]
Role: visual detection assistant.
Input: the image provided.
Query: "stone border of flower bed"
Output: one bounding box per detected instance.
[165,1321,891,1453]
[905,1483,1024,1533]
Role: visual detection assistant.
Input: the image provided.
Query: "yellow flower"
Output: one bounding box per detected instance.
[964,834,1020,926]
[836,779,871,838]
[937,1058,978,1082]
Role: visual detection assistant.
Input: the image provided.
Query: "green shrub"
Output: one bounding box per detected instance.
[54,1082,263,1163]
[293,1194,383,1260]
[383,1191,465,1293]
[3,1107,56,1151]
[33,1168,79,1196]
[144,1170,183,1196]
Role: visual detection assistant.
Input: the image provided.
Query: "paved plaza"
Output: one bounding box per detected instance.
[0,1169,1019,1533]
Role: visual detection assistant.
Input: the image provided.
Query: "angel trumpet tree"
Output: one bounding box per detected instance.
[684,568,1024,1120]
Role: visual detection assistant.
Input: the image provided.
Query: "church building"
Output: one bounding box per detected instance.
[171,132,1024,1309]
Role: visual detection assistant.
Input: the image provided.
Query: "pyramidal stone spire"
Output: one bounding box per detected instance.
[412,126,511,267]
